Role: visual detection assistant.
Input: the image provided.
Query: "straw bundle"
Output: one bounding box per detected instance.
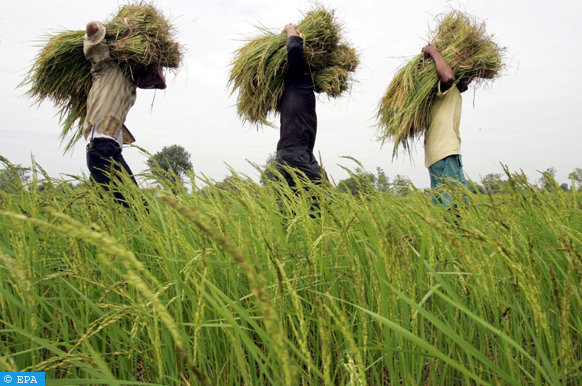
[376,10,505,156]
[22,2,183,152]
[228,7,359,127]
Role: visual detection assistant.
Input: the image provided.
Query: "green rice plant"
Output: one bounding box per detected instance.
[376,10,506,156]
[0,161,580,384]
[228,6,359,127]
[21,2,183,153]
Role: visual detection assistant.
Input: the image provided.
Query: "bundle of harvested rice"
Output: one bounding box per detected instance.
[21,2,183,152]
[228,6,359,127]
[376,10,505,156]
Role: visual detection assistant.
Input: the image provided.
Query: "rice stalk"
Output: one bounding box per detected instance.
[1,160,580,384]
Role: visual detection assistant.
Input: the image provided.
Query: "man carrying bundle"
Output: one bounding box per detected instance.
[84,21,166,207]
[276,24,326,191]
[422,44,470,209]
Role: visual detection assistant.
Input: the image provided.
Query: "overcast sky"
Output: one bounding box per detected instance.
[1,0,581,189]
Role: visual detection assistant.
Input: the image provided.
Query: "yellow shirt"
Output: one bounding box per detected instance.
[83,22,137,144]
[424,82,462,168]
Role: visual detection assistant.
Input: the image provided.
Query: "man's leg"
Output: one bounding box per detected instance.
[87,139,137,208]
[87,139,114,187]
[429,155,468,208]
[302,150,326,184]
[299,150,326,218]
[276,147,325,185]
[276,147,300,189]
[277,147,326,218]
[111,151,139,187]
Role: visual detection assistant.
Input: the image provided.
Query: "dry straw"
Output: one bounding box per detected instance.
[376,10,506,156]
[21,2,183,152]
[228,6,359,127]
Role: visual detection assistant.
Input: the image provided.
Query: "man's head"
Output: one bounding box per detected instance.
[132,67,166,90]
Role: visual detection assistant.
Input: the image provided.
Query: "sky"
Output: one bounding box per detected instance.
[1,0,581,189]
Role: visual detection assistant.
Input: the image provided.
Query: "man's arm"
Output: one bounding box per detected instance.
[422,44,455,92]
[283,24,304,84]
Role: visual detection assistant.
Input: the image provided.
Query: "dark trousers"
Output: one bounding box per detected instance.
[276,146,326,188]
[276,146,326,217]
[87,138,138,207]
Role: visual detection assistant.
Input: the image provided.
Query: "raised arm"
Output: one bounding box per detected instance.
[422,44,455,92]
[283,24,304,84]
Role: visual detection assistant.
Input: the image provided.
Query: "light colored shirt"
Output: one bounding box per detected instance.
[83,22,136,146]
[90,117,124,145]
[424,82,462,168]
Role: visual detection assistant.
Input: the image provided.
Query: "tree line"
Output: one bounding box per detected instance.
[2,148,582,195]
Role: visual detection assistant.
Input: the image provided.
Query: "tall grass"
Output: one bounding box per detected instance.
[0,161,581,385]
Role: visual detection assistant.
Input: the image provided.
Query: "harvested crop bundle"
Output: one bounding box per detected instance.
[228,6,359,127]
[376,10,505,156]
[21,2,183,152]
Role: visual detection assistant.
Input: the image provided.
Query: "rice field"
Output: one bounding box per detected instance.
[0,163,581,385]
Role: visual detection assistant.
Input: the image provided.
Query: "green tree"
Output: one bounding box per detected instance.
[480,173,505,194]
[215,175,240,192]
[569,168,582,191]
[36,180,76,194]
[375,167,390,192]
[337,166,392,195]
[147,145,193,181]
[260,152,278,186]
[391,174,411,196]
[337,167,377,195]
[198,174,246,198]
[468,181,486,194]
[538,167,557,192]
[0,163,30,194]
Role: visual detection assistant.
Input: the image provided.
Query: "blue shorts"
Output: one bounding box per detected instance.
[428,155,468,207]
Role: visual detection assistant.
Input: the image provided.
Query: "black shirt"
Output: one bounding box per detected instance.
[277,36,317,151]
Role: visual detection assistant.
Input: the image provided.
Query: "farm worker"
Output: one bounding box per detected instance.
[275,24,327,191]
[84,21,165,207]
[422,44,470,209]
